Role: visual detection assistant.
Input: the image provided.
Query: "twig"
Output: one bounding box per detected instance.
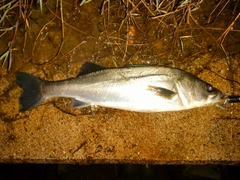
[31,15,56,64]
[208,0,230,23]
[34,40,86,71]
[217,12,240,56]
[59,0,64,39]
[46,3,89,36]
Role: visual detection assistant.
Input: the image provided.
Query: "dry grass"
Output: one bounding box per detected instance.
[0,0,44,70]
[1,0,240,71]
[98,0,240,66]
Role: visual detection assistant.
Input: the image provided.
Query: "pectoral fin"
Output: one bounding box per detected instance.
[147,85,177,100]
[71,99,90,108]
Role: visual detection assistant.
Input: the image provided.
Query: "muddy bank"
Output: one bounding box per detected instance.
[0,0,240,164]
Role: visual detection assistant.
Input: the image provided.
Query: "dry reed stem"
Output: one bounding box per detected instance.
[101,0,119,67]
[22,0,33,53]
[208,0,230,23]
[217,12,240,57]
[187,12,227,59]
[34,41,86,72]
[31,15,56,65]
[32,1,93,67]
[59,0,65,39]
[46,3,88,36]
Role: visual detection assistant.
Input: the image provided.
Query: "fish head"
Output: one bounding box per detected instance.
[191,81,226,107]
[205,83,226,103]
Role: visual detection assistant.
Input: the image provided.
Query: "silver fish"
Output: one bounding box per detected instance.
[15,62,226,112]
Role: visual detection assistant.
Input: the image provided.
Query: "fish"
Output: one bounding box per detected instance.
[15,62,226,112]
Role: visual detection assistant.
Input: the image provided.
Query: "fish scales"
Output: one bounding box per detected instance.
[15,62,226,112]
[42,67,180,110]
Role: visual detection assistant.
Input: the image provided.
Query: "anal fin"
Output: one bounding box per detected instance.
[71,99,90,108]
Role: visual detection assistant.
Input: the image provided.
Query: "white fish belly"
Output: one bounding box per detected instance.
[80,83,185,112]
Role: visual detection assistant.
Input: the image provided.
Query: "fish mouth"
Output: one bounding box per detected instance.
[217,93,228,107]
[219,92,228,102]
[217,93,230,109]
[210,92,227,104]
[219,92,227,100]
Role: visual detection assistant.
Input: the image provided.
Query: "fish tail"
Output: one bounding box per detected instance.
[15,72,45,112]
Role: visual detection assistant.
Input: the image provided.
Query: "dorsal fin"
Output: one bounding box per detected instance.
[77,62,107,76]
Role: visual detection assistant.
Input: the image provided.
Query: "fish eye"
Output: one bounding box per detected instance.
[206,84,214,92]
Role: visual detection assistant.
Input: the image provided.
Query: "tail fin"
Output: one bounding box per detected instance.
[15,72,44,112]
